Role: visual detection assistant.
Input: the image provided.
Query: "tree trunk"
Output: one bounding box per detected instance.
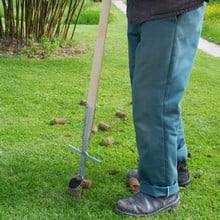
[0,0,85,49]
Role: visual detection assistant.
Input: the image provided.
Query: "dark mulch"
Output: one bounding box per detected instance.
[0,39,88,58]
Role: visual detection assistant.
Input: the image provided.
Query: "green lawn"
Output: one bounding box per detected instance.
[0,5,220,220]
[202,0,220,44]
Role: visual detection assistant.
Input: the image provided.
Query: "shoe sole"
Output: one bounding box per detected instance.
[179,179,191,188]
[115,196,180,217]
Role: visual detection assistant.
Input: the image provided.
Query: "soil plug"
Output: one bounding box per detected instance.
[79,99,87,106]
[115,111,128,120]
[92,125,98,133]
[98,122,111,131]
[82,179,92,189]
[128,177,140,193]
[50,118,67,125]
[104,136,114,146]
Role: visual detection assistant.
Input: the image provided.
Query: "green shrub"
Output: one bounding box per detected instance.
[77,9,100,24]
[72,1,116,25]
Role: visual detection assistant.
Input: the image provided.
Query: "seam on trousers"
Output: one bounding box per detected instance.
[162,16,178,192]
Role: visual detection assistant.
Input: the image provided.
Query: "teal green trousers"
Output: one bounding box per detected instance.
[128,5,206,197]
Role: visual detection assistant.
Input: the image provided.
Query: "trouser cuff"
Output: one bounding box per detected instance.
[140,181,179,197]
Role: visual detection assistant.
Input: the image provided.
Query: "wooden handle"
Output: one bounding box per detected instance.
[87,0,111,133]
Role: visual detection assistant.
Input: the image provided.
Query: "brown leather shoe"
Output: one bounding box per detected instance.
[115,192,180,217]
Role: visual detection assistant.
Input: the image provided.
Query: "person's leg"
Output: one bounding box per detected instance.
[116,5,206,216]
[173,4,207,188]
[127,22,140,84]
[127,17,181,197]
[131,5,205,197]
[132,15,179,197]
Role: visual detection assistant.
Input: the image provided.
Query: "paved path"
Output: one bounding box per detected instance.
[112,0,220,57]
